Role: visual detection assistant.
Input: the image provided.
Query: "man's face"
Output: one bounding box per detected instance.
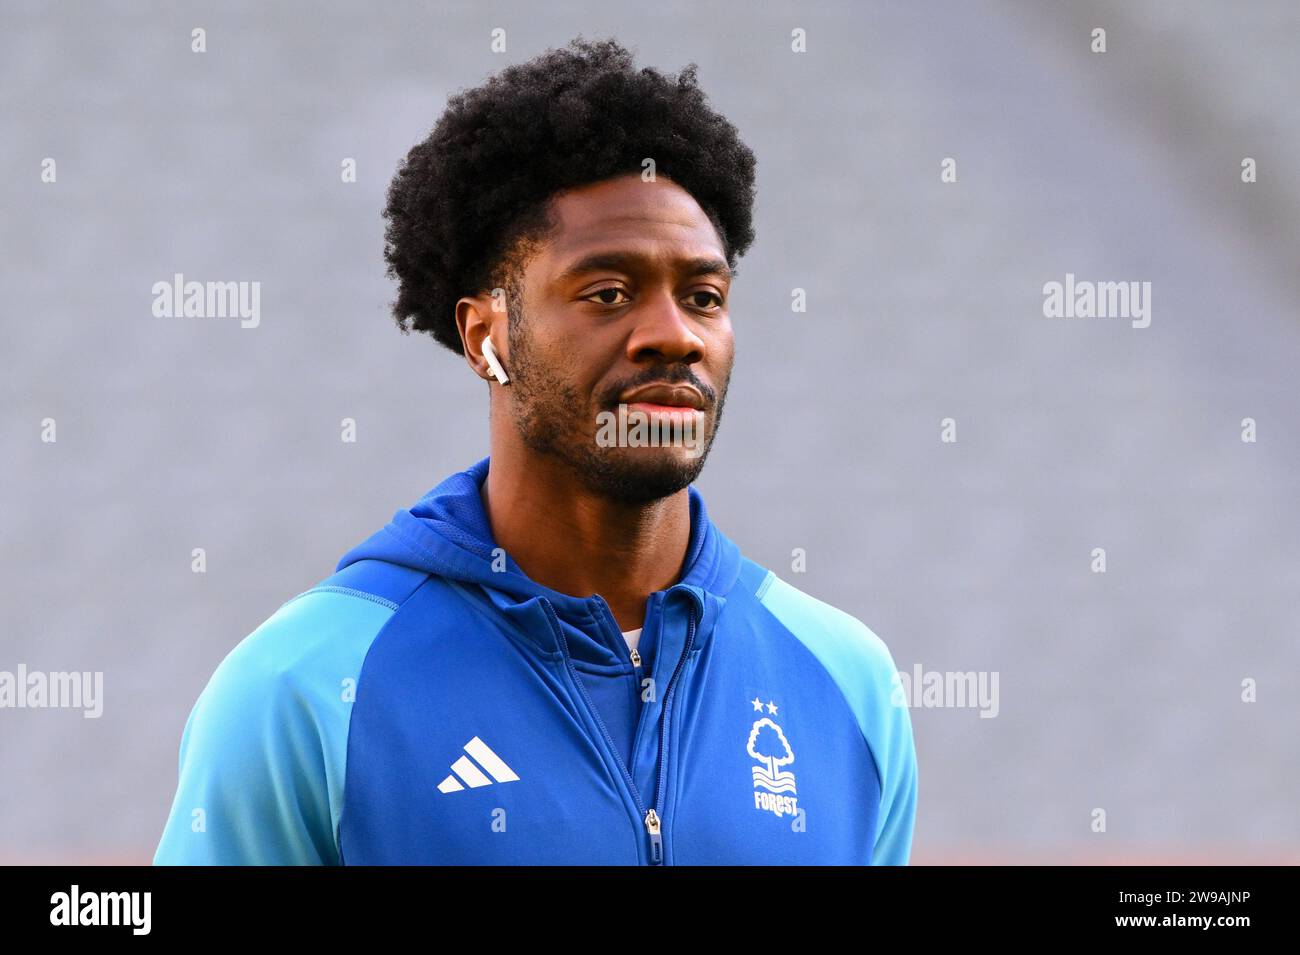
[501,173,735,504]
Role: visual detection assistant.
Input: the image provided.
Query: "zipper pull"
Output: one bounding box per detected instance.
[630,647,642,668]
[644,809,663,864]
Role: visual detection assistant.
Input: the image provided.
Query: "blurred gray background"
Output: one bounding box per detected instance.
[2,0,1297,864]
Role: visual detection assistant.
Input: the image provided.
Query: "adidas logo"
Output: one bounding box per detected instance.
[437,736,520,793]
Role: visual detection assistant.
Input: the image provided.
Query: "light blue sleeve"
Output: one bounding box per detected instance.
[869,676,918,866]
[757,573,919,865]
[153,589,395,865]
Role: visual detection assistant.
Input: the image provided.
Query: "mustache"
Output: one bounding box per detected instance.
[606,368,715,407]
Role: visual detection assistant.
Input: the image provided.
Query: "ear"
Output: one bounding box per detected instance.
[455,292,506,383]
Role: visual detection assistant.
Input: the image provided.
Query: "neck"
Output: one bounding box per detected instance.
[482,437,691,633]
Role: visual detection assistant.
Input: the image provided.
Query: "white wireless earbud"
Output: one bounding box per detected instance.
[482,334,510,385]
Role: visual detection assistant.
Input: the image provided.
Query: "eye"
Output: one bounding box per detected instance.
[687,291,724,310]
[586,286,630,306]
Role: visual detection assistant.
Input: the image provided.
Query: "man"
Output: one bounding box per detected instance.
[154,37,917,865]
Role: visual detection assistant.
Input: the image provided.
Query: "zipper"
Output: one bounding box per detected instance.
[645,808,662,863]
[541,598,654,863]
[591,593,641,671]
[651,603,697,863]
[540,594,698,865]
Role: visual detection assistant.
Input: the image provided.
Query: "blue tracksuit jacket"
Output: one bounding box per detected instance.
[154,457,918,865]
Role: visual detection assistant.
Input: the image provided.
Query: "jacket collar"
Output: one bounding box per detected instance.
[337,456,741,661]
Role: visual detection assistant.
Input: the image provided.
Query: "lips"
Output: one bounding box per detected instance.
[618,383,706,410]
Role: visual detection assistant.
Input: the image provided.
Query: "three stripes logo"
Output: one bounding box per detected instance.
[437,736,520,793]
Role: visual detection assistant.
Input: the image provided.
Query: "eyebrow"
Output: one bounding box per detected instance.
[553,251,733,285]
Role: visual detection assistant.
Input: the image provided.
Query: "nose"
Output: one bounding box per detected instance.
[624,286,707,366]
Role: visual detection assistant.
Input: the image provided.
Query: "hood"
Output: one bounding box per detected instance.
[335,456,741,664]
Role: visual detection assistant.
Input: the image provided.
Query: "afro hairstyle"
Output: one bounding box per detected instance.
[381,35,758,355]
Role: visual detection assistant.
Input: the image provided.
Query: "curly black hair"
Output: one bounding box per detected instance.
[382,36,758,355]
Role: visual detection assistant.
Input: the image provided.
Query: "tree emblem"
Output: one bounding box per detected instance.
[746,718,797,794]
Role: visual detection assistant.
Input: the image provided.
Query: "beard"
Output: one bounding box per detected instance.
[505,312,729,505]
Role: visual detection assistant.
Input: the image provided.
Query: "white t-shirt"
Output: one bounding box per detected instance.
[622,628,642,653]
